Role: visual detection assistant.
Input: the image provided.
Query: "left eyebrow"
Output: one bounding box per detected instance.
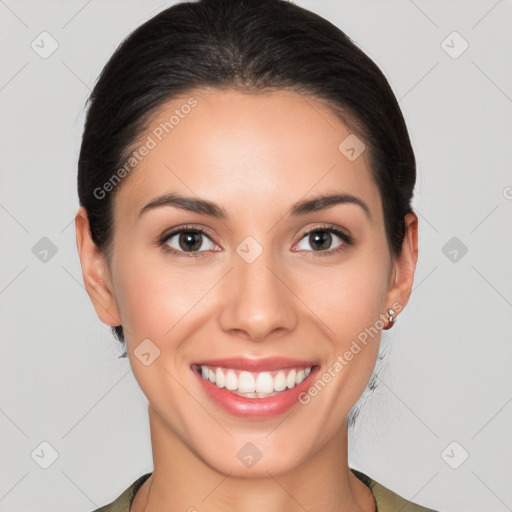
[289,193,372,222]
[138,192,372,222]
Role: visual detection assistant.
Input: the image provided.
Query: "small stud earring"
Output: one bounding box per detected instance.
[385,309,396,329]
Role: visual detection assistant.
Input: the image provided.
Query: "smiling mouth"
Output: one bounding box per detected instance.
[192,363,315,398]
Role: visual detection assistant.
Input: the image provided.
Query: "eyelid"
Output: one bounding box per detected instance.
[295,223,353,245]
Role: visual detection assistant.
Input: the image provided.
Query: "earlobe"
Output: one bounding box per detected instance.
[75,207,122,327]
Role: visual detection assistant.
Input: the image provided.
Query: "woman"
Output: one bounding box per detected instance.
[75,0,439,510]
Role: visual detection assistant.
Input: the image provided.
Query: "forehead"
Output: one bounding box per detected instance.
[113,88,382,224]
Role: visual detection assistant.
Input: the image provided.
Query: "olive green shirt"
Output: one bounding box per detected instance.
[91,468,440,511]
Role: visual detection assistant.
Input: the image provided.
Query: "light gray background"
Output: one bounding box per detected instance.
[1,1,511,511]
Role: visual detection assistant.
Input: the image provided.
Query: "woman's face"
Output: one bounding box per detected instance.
[79,88,416,477]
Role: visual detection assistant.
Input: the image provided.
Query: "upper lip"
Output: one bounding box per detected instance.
[192,357,318,372]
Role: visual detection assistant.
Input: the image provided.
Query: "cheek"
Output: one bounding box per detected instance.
[302,250,390,341]
[293,264,387,427]
[112,245,203,341]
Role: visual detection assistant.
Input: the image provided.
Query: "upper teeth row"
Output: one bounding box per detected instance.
[199,365,312,393]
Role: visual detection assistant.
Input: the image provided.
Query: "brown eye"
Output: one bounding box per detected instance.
[160,226,218,257]
[308,230,333,251]
[294,226,353,256]
[175,231,204,252]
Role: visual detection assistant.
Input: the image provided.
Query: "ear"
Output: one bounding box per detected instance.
[383,211,418,321]
[75,207,122,327]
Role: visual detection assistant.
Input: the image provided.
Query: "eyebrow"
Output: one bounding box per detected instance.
[138,192,372,221]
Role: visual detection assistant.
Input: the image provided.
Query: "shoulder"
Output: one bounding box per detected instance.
[351,468,441,512]
[90,473,152,512]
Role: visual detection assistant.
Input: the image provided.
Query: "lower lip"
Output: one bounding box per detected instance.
[193,366,320,419]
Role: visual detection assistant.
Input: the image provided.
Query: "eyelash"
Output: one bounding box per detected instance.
[158,223,354,258]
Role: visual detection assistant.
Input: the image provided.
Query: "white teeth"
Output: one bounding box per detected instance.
[198,364,314,396]
[255,372,274,394]
[286,369,296,389]
[238,371,255,393]
[274,371,287,391]
[225,369,237,391]
[215,367,225,388]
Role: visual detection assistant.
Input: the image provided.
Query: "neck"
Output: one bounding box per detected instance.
[132,405,375,512]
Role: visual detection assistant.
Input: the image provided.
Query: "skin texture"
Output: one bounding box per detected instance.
[75,88,418,512]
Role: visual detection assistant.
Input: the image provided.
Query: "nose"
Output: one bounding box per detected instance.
[218,249,298,342]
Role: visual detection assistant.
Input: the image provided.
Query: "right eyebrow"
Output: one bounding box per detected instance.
[138,193,227,219]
